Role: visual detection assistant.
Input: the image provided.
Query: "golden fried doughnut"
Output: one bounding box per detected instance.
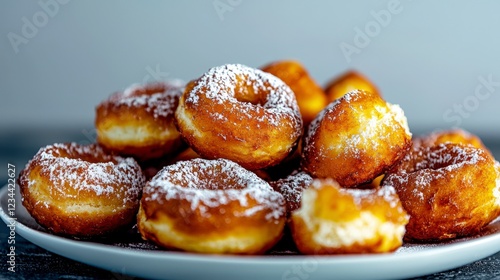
[413,128,493,158]
[137,158,286,254]
[301,90,412,187]
[261,60,329,125]
[290,179,408,254]
[95,80,185,161]
[175,64,303,170]
[324,70,380,102]
[18,143,145,237]
[383,143,500,241]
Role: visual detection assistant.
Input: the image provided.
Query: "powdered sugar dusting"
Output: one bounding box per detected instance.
[183,64,302,133]
[271,171,313,213]
[144,158,285,220]
[23,143,144,203]
[303,90,411,161]
[384,143,488,204]
[415,144,482,172]
[109,81,184,118]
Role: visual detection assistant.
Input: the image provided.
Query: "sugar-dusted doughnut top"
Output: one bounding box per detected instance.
[99,80,184,119]
[175,64,303,170]
[143,158,285,221]
[19,143,144,202]
[384,143,500,241]
[183,64,302,130]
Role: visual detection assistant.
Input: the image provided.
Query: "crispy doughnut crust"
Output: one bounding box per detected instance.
[324,70,380,102]
[175,64,303,170]
[290,179,408,254]
[301,90,412,187]
[261,60,329,125]
[384,143,500,241]
[137,158,286,254]
[96,81,185,161]
[18,143,145,237]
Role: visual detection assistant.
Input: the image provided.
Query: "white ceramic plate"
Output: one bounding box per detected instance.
[1,184,500,280]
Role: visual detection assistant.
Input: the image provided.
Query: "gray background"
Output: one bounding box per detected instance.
[1,0,500,137]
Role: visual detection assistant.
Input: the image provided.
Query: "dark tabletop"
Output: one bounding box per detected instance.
[1,128,500,280]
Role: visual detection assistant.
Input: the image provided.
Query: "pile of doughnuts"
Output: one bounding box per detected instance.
[18,60,500,255]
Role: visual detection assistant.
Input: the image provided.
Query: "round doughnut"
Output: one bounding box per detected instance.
[18,143,145,237]
[413,128,493,158]
[261,60,329,125]
[137,158,286,254]
[383,143,500,241]
[95,80,185,161]
[324,70,380,102]
[175,64,303,170]
[301,90,412,187]
[271,171,313,216]
[290,179,408,254]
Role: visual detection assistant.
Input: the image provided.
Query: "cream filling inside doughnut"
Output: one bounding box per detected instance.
[295,189,405,248]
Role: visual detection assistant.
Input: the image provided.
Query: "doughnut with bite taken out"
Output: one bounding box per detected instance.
[290,179,408,254]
